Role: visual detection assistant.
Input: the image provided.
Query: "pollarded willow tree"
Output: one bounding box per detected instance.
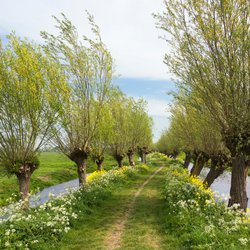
[158,99,230,186]
[136,106,153,164]
[126,98,153,166]
[109,89,131,168]
[0,34,67,203]
[41,13,114,187]
[91,94,114,171]
[155,0,250,210]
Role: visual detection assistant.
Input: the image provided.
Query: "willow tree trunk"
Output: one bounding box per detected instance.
[183,152,192,169]
[114,154,124,168]
[69,149,89,187]
[203,159,225,187]
[139,149,147,164]
[76,159,87,187]
[140,152,146,164]
[15,164,36,208]
[172,150,179,159]
[127,151,135,166]
[96,157,104,171]
[228,155,248,211]
[191,153,208,177]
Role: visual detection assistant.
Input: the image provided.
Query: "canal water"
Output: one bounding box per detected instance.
[190,165,250,207]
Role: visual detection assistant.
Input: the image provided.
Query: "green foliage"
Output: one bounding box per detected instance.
[109,89,131,158]
[155,0,250,155]
[0,33,67,175]
[155,0,250,209]
[41,13,114,157]
[127,98,153,152]
[156,99,228,158]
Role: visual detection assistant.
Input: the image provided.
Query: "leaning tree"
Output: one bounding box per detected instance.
[41,13,114,187]
[155,0,250,210]
[0,34,67,204]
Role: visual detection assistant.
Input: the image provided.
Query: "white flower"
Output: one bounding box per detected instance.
[5,230,10,236]
[239,238,248,246]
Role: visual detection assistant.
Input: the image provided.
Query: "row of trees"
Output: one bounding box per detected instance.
[155,0,250,210]
[0,14,153,205]
[156,99,230,187]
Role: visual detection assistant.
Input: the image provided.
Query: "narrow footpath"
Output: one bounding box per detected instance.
[56,164,179,250]
[104,167,164,250]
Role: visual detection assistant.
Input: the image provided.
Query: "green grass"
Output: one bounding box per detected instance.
[119,166,180,250]
[45,169,149,250]
[0,151,133,207]
[43,159,180,250]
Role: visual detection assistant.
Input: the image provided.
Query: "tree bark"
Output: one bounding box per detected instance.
[127,150,135,166]
[183,151,192,169]
[138,147,148,164]
[69,149,89,187]
[15,164,36,208]
[172,150,179,159]
[139,150,146,163]
[203,157,225,187]
[140,152,146,163]
[96,157,104,171]
[114,154,124,168]
[191,152,208,177]
[228,154,248,211]
[76,159,87,187]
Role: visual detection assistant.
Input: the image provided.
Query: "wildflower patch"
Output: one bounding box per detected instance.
[0,164,147,249]
[163,162,250,250]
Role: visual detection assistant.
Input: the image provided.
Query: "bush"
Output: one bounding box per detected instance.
[136,164,150,173]
[163,162,250,250]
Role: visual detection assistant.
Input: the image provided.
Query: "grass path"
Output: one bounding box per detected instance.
[118,165,179,250]
[53,163,180,250]
[104,167,164,250]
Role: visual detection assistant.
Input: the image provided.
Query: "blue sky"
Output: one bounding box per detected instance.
[0,0,175,142]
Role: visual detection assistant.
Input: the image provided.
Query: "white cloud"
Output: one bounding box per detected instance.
[152,115,170,142]
[0,0,171,80]
[146,98,171,117]
[131,97,171,142]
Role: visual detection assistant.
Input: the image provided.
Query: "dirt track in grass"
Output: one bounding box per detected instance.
[104,167,164,250]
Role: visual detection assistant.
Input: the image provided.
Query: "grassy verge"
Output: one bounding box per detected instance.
[161,155,250,250]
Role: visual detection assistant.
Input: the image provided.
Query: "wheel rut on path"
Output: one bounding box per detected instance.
[104,167,164,250]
